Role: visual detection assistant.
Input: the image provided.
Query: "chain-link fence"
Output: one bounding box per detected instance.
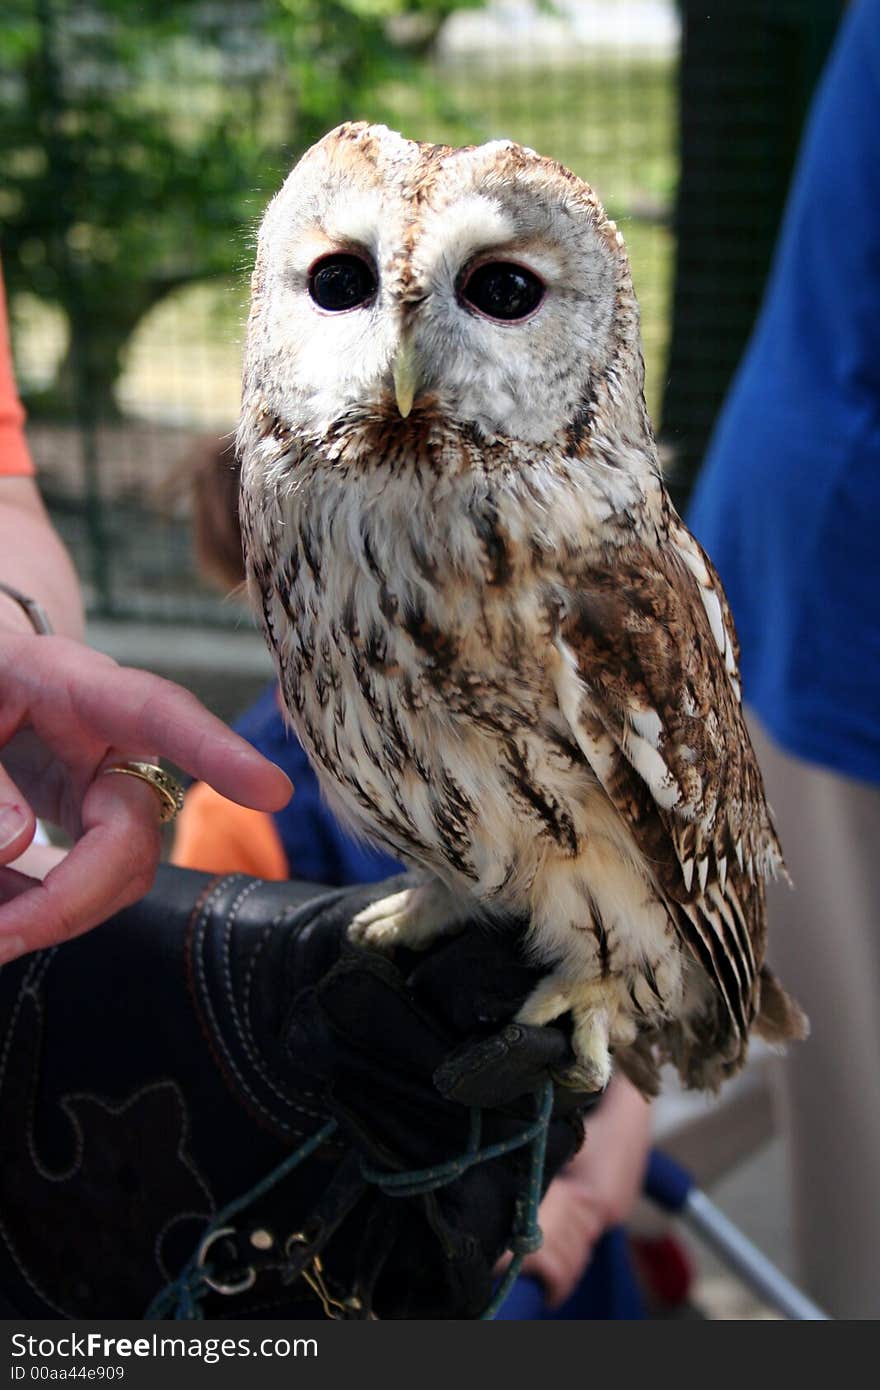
[1,0,842,624]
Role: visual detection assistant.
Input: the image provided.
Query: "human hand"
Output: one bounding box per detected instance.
[517,1169,607,1308]
[0,631,291,961]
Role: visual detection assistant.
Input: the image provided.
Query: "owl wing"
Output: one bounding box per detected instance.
[551,519,783,1045]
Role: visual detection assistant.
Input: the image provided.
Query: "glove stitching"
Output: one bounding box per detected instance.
[0,953,69,1317]
[22,993,216,1292]
[0,1208,67,1318]
[153,1206,218,1284]
[189,877,324,1136]
[0,948,54,1131]
[216,880,320,1107]
[22,978,84,1185]
[236,905,322,1109]
[1,947,212,1318]
[187,878,337,1139]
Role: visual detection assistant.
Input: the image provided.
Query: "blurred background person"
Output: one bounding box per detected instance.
[688,0,880,1320]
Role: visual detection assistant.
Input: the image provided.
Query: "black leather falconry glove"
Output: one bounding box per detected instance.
[0,867,595,1320]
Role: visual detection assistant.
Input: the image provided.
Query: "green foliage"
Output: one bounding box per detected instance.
[0,0,475,415]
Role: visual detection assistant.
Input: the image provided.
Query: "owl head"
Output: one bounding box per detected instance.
[241,122,651,461]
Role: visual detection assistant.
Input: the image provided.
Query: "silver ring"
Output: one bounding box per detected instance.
[196,1226,256,1297]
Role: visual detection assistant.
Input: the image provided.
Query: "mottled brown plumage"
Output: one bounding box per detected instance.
[238,123,806,1094]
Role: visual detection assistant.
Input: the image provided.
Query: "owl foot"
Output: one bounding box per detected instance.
[567,1007,613,1092]
[516,976,630,1092]
[348,881,463,954]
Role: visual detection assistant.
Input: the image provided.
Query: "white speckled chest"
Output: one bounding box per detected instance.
[254,453,627,908]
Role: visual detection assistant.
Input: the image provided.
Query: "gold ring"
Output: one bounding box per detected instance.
[101,761,185,824]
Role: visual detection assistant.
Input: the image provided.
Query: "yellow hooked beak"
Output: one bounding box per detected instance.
[392,337,420,418]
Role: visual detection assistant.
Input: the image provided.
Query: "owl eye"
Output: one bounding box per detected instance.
[308,253,377,312]
[460,260,545,322]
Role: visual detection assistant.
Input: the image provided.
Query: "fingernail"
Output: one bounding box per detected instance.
[0,806,29,852]
[0,936,26,966]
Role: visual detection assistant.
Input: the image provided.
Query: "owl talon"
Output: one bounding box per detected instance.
[555,1061,610,1094]
[348,883,462,954]
[570,1006,613,1092]
[517,977,617,1092]
[348,890,417,952]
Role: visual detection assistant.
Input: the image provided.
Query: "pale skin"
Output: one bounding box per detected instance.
[0,475,292,963]
[498,1073,651,1308]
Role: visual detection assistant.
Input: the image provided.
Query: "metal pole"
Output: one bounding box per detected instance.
[683,1188,830,1321]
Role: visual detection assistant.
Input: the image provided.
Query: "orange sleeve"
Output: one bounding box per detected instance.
[170,781,290,881]
[0,263,35,478]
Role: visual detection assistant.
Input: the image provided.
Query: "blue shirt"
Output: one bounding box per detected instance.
[687,0,880,785]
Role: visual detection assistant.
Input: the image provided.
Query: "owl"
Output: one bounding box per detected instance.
[238,122,806,1095]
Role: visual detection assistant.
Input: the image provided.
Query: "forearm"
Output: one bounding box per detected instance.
[567,1073,651,1221]
[0,477,85,639]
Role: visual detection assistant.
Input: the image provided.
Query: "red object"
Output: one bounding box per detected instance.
[631,1235,694,1307]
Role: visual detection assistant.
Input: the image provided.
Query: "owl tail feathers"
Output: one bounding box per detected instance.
[611,969,807,1100]
[754,965,809,1044]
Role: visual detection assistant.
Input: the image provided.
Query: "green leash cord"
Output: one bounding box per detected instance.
[146,1081,554,1322]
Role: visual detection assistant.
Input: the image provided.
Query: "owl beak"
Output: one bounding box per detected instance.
[392,337,420,418]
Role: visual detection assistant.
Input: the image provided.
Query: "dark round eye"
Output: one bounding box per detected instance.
[460,260,544,322]
[308,253,377,312]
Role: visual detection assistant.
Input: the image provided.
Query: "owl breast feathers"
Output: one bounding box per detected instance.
[238,122,806,1095]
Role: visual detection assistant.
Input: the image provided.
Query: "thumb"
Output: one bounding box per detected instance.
[0,763,37,867]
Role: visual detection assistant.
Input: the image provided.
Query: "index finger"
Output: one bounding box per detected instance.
[61,644,292,810]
